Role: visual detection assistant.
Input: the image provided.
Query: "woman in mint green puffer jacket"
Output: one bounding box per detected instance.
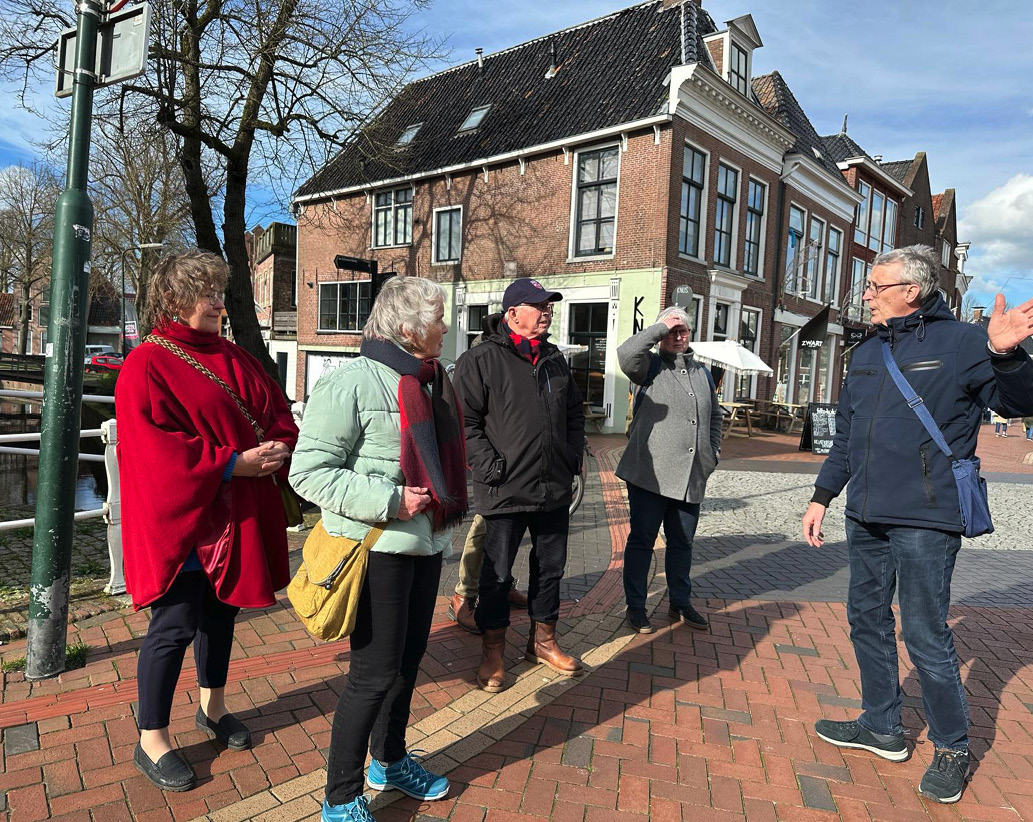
[289,276,468,822]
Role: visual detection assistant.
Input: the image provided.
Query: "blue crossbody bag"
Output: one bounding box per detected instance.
[880,342,993,537]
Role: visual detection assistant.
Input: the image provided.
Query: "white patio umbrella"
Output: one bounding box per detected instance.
[688,340,774,375]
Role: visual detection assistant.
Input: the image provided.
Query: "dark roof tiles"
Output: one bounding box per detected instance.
[296,0,717,199]
[820,132,870,164]
[0,293,15,328]
[879,159,912,183]
[751,72,844,178]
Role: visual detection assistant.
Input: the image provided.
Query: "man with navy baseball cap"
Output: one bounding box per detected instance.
[453,277,585,692]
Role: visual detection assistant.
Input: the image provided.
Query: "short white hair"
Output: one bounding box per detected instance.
[363,276,446,347]
[656,305,691,326]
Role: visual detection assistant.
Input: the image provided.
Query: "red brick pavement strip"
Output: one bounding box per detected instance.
[4,438,1033,821]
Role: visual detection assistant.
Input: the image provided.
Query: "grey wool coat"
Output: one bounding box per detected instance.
[616,323,723,503]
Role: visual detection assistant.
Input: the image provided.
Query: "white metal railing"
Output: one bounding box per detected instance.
[0,389,125,595]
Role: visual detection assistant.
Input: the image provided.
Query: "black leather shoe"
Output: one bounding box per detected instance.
[133,744,197,792]
[196,707,252,750]
[669,604,708,629]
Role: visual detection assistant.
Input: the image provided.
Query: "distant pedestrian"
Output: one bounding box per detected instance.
[1024,415,1033,441]
[992,410,1009,437]
[802,246,1033,804]
[116,250,298,792]
[453,277,586,693]
[289,276,466,822]
[616,306,722,634]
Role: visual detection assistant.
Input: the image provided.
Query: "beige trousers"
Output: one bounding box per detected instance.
[455,514,486,599]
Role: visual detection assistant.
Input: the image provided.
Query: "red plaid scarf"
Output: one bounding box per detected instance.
[507,327,541,364]
[360,338,468,531]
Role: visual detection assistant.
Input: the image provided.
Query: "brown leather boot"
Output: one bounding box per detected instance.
[508,587,529,609]
[448,592,481,634]
[525,621,583,676]
[477,628,508,692]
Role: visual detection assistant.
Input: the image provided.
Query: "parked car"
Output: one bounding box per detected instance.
[86,354,124,373]
[84,344,116,364]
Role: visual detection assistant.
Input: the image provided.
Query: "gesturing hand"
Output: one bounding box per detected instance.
[802,502,826,548]
[234,441,287,477]
[397,486,432,520]
[987,293,1033,354]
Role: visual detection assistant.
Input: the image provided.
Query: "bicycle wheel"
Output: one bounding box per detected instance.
[569,471,585,516]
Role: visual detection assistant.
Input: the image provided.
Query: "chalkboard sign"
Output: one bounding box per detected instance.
[799,403,837,455]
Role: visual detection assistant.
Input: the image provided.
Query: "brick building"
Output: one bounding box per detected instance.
[248,222,299,396]
[293,0,871,423]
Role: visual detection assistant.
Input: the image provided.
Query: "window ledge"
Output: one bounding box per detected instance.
[677,253,708,265]
[566,253,615,264]
[431,259,462,267]
[316,329,363,335]
[369,243,412,251]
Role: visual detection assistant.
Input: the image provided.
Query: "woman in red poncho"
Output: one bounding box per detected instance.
[115,250,298,792]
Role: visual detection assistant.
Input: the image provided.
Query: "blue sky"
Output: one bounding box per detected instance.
[3,0,1031,307]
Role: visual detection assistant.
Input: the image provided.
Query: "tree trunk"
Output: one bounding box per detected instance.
[222,159,277,381]
[17,280,30,354]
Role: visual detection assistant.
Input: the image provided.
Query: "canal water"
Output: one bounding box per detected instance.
[0,406,106,513]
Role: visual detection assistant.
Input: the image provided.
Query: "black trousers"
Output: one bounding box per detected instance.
[324,551,442,806]
[475,507,569,631]
[136,571,239,730]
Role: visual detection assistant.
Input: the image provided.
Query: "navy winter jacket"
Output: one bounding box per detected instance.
[813,295,1033,532]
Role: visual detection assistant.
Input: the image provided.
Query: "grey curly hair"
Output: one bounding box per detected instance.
[145,249,229,330]
[363,275,446,348]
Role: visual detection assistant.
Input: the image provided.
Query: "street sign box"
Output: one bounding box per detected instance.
[55,4,152,99]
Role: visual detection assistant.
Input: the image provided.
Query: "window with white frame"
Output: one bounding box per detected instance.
[318,281,373,332]
[433,207,462,263]
[805,216,825,300]
[728,42,749,96]
[941,240,951,267]
[466,304,488,350]
[679,145,706,258]
[825,228,842,305]
[785,205,805,293]
[736,307,761,398]
[914,205,925,229]
[854,181,870,245]
[882,200,897,252]
[868,190,885,252]
[573,147,619,257]
[744,179,765,277]
[373,187,413,247]
[712,301,731,341]
[849,257,868,317]
[713,164,739,268]
[688,296,702,341]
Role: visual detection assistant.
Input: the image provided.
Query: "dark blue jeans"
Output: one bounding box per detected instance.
[623,483,700,611]
[845,517,968,751]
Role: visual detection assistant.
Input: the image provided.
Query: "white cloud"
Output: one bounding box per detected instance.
[959,174,1033,273]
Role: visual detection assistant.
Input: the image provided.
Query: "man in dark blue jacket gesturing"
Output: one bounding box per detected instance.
[802,245,1033,804]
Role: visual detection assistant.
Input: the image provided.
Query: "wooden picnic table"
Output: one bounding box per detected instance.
[720,401,755,439]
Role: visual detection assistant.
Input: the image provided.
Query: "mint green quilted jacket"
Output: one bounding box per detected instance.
[288,355,451,557]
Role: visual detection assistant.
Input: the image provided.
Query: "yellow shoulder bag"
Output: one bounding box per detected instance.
[287,519,386,641]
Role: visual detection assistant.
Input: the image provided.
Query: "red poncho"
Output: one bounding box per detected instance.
[115,321,298,609]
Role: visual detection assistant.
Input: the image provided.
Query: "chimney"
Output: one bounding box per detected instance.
[972,307,985,322]
[545,40,557,79]
[475,48,484,73]
[841,113,848,134]
[873,154,883,162]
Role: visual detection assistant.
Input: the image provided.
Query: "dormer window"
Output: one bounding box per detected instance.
[729,41,749,95]
[396,123,422,146]
[458,105,490,133]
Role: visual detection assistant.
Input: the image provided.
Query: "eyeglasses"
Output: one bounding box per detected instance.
[666,327,690,338]
[205,291,226,305]
[518,301,554,313]
[863,281,911,296]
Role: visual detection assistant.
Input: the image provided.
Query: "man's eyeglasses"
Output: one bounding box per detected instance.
[205,291,226,305]
[666,327,690,337]
[863,281,911,296]
[519,301,554,313]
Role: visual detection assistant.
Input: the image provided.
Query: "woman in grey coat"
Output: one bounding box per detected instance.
[616,306,723,634]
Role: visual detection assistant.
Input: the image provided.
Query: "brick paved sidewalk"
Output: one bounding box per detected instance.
[2,437,1033,821]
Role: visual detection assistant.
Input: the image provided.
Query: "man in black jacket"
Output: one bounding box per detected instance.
[454,278,585,692]
[802,245,1033,804]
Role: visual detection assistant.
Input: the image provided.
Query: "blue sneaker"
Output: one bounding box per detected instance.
[366,750,449,800]
[321,794,375,822]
